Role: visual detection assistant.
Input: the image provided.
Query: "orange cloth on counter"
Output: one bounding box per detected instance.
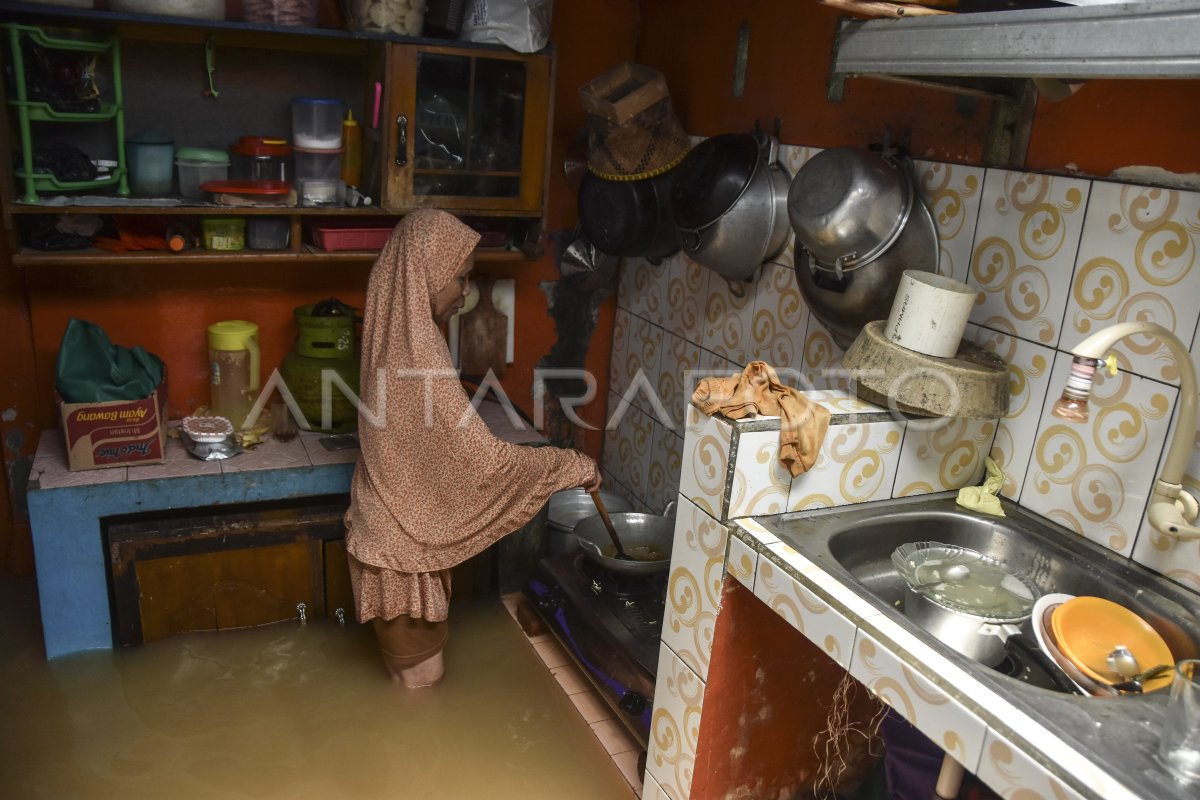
[691,361,831,477]
[345,210,595,624]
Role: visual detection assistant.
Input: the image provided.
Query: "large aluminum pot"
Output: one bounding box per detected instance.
[670,133,791,281]
[546,488,632,556]
[893,542,1039,667]
[573,511,674,575]
[788,147,912,272]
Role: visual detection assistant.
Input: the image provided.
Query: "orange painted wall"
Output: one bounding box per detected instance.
[637,0,1200,177]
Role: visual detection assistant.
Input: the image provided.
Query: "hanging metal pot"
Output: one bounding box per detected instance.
[670,132,791,281]
[577,169,680,263]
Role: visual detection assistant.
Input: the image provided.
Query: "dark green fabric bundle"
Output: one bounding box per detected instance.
[55,318,165,403]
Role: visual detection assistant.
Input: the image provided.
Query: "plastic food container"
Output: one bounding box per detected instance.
[229,136,292,182]
[126,129,174,196]
[241,0,319,25]
[202,218,246,251]
[311,226,392,251]
[345,0,427,35]
[200,179,293,206]
[247,217,291,250]
[176,147,230,199]
[291,98,344,149]
[299,178,345,207]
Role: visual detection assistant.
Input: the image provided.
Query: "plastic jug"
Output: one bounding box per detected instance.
[207,320,260,429]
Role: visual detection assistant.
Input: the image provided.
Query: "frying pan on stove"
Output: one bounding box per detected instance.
[573,511,674,575]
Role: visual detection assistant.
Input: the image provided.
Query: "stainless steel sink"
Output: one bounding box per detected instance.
[754,491,1200,799]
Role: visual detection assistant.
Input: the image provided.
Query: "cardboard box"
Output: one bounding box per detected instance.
[58,382,167,471]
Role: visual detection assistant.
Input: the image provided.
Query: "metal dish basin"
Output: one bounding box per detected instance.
[756,492,1200,685]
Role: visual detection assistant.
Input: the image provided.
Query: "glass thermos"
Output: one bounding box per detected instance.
[207,320,260,429]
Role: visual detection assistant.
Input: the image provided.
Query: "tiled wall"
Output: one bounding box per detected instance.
[603,144,1200,597]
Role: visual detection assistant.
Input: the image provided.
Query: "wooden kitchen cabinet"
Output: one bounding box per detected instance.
[379,43,553,216]
[0,7,551,265]
[106,497,351,646]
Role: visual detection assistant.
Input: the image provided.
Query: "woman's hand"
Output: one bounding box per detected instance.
[582,457,603,493]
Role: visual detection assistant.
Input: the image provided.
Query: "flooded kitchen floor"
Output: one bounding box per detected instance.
[0,577,639,800]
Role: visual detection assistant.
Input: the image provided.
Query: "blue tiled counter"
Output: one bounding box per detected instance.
[27,428,358,659]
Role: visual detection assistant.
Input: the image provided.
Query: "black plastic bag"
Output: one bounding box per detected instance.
[15,141,98,184]
[19,34,101,113]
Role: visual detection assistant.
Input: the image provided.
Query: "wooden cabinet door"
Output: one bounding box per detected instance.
[323,539,356,621]
[381,43,552,215]
[135,540,317,643]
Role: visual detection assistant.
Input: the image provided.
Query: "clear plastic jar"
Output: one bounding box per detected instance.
[345,0,427,36]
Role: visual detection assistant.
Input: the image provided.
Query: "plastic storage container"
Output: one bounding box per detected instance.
[247,217,290,250]
[200,179,292,206]
[311,227,392,251]
[229,136,292,182]
[294,146,343,207]
[291,98,344,149]
[240,0,319,25]
[202,218,246,251]
[176,147,230,199]
[345,0,427,35]
[126,129,174,196]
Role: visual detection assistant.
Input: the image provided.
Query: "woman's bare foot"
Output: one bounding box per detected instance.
[394,651,444,688]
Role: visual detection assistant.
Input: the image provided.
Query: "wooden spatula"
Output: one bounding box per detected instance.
[589,490,634,561]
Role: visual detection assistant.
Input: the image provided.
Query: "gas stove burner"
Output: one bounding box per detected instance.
[525,552,669,748]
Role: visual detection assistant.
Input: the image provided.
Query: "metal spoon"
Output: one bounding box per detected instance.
[912,563,971,589]
[1111,663,1172,694]
[1107,645,1140,681]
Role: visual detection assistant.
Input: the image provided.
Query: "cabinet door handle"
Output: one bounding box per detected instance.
[395,114,408,167]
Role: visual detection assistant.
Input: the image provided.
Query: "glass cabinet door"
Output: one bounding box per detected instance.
[387,44,550,214]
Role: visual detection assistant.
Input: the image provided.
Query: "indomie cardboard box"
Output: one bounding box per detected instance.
[58,382,167,471]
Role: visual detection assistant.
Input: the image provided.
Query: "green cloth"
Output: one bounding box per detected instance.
[55,318,164,403]
[956,456,1006,517]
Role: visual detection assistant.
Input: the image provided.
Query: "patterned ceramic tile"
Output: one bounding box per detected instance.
[678,404,732,519]
[655,332,703,433]
[126,435,222,480]
[1129,408,1200,593]
[664,252,709,346]
[31,428,129,488]
[603,394,654,502]
[618,255,671,328]
[968,169,1090,348]
[641,770,670,800]
[849,628,988,772]
[725,532,757,590]
[661,496,728,680]
[976,728,1141,800]
[764,541,886,624]
[732,518,780,546]
[726,428,793,518]
[1020,352,1176,556]
[702,268,758,366]
[615,316,666,419]
[787,421,905,511]
[749,261,810,374]
[753,556,857,669]
[647,646,704,800]
[914,160,986,285]
[645,425,683,517]
[805,388,889,416]
[219,435,310,473]
[300,430,360,466]
[893,417,996,498]
[799,319,849,391]
[610,308,632,397]
[966,324,1056,499]
[698,346,742,378]
[1060,182,1200,384]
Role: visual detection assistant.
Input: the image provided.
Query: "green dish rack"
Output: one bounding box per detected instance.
[3,23,130,203]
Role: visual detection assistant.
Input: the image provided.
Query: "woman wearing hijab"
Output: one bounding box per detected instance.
[346,209,601,688]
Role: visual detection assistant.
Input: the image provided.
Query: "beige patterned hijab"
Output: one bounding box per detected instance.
[346,210,594,574]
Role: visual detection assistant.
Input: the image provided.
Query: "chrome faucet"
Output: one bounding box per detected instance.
[1051,321,1200,541]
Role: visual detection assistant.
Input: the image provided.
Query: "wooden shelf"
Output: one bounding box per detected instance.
[11,245,527,267]
[8,204,387,217]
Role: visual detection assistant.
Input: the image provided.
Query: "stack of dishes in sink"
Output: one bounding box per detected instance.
[1033,594,1174,695]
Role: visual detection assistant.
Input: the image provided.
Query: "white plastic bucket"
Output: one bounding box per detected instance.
[884,271,977,358]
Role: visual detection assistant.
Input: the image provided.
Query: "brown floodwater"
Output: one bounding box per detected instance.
[0,578,634,800]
